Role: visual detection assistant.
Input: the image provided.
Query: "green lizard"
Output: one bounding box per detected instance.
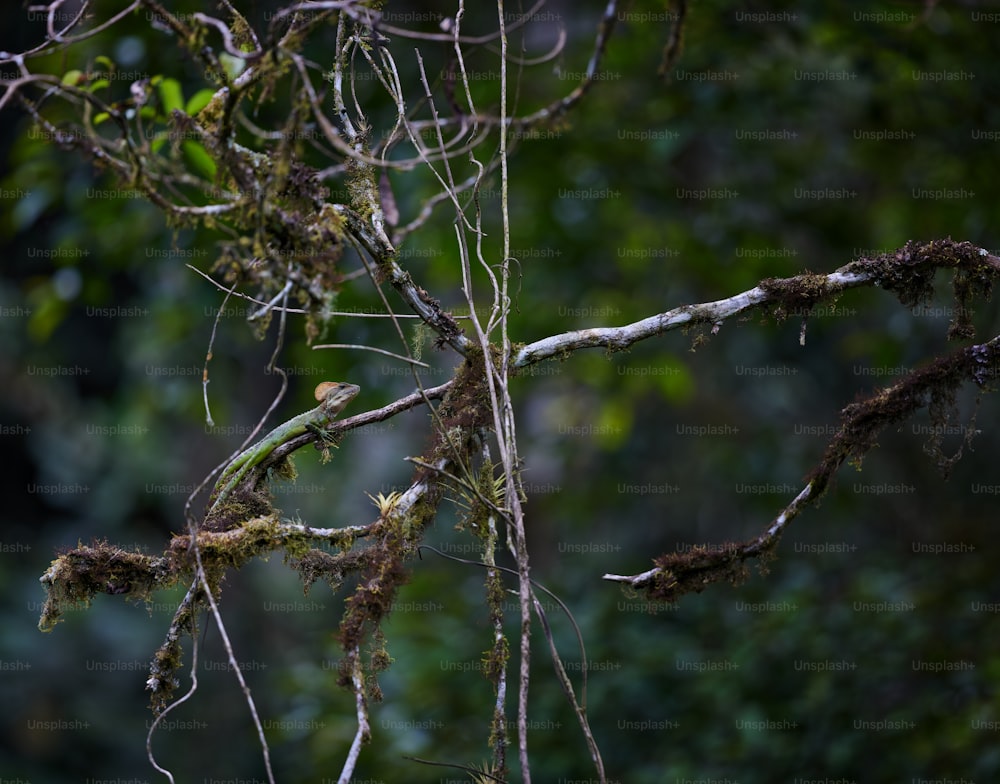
[205,381,360,528]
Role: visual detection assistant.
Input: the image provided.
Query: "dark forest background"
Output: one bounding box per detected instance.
[2,1,999,781]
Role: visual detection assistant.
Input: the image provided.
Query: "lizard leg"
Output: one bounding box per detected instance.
[305,421,337,443]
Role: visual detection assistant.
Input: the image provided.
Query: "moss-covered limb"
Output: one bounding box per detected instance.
[808,335,1000,488]
[416,349,497,482]
[290,547,370,595]
[602,539,765,605]
[517,240,1000,368]
[335,481,444,687]
[330,351,515,695]
[37,516,379,631]
[845,238,999,303]
[844,239,999,339]
[334,497,445,703]
[334,201,470,355]
[757,270,839,320]
[607,335,1000,604]
[35,511,385,713]
[38,543,174,632]
[330,114,470,355]
[147,577,202,713]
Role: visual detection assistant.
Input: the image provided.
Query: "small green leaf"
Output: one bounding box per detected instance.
[184,89,216,116]
[158,78,184,115]
[182,141,217,179]
[62,70,84,86]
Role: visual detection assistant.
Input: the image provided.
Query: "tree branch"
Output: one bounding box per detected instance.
[515,240,1000,367]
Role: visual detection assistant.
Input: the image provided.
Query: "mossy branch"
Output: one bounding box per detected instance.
[517,239,1000,366]
[605,334,1000,601]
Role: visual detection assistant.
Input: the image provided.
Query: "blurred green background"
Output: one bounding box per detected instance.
[2,1,1000,781]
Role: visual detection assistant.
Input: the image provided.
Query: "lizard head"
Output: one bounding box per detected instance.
[314,381,361,416]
